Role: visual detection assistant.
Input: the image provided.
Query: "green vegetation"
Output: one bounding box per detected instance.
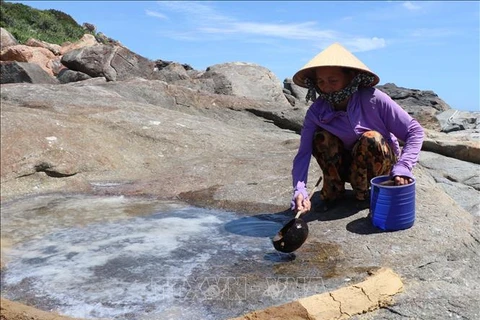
[0,0,92,44]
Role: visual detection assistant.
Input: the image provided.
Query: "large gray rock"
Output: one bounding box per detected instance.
[419,151,480,215]
[422,128,480,164]
[0,27,18,51]
[111,46,156,81]
[0,61,58,84]
[149,62,303,131]
[60,44,117,80]
[61,44,155,81]
[202,62,291,108]
[153,62,190,82]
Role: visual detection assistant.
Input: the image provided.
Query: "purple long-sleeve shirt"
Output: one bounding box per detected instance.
[292,87,424,204]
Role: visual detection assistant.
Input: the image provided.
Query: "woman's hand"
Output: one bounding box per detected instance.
[295,193,311,215]
[394,175,413,186]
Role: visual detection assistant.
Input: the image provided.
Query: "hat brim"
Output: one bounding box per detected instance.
[292,42,380,88]
[293,65,380,88]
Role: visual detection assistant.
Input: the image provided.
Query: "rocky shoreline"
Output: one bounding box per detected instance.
[1,28,479,319]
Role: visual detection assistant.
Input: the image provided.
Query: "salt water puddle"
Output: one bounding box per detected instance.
[1,195,317,320]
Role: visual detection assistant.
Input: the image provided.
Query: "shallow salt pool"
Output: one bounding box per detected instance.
[1,195,327,319]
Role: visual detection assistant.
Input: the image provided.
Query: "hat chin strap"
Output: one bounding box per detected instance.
[305,73,375,105]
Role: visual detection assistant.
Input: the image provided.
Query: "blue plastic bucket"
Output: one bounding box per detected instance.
[370,175,416,231]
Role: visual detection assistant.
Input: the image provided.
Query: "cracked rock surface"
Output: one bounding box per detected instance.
[230,268,403,320]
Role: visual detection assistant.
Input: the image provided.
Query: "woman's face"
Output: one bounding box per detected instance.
[314,67,355,93]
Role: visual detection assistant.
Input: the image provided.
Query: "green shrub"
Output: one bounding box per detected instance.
[0,0,92,44]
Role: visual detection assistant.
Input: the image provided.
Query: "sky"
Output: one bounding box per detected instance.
[10,1,480,111]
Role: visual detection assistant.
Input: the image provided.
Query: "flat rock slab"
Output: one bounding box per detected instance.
[0,297,79,320]
[230,267,403,320]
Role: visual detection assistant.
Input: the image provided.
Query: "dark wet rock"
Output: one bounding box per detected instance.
[377,83,451,112]
[57,68,91,84]
[0,61,58,84]
[154,58,193,71]
[377,83,451,130]
[82,22,96,33]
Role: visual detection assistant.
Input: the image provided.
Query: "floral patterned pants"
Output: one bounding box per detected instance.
[312,129,397,201]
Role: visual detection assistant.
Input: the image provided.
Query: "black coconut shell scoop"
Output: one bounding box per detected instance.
[272,177,322,253]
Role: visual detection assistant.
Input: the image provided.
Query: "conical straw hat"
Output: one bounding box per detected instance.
[292,42,379,88]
